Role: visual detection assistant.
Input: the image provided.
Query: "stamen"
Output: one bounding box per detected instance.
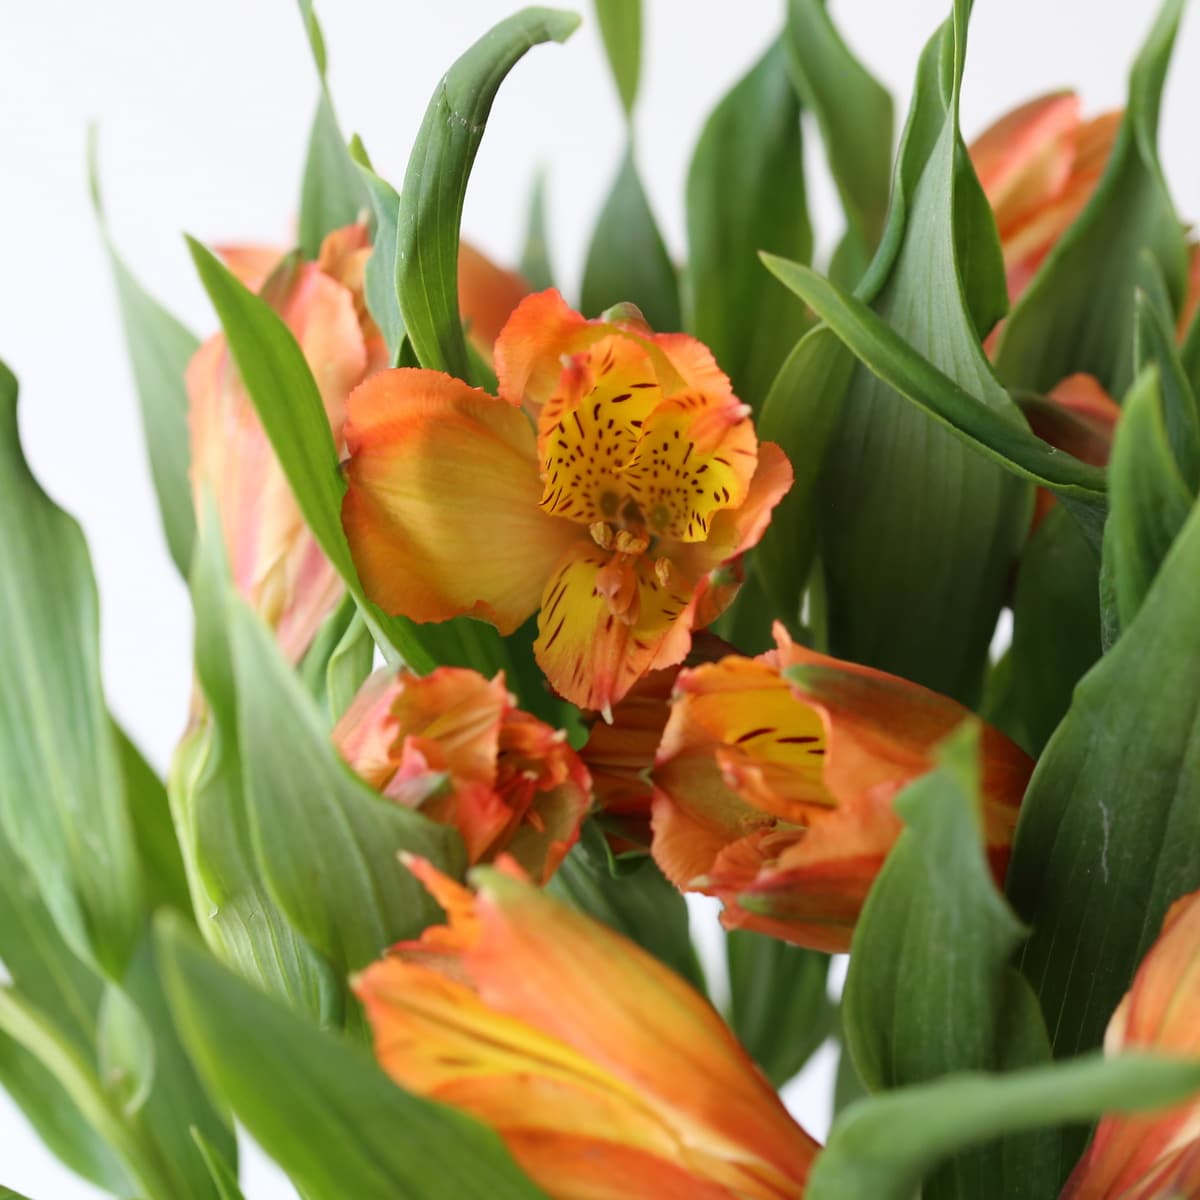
[589,522,614,550]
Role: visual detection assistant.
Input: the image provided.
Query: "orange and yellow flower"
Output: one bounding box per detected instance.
[188,223,386,663]
[1062,889,1200,1199]
[649,624,1033,952]
[333,666,589,884]
[340,289,792,715]
[356,856,819,1199]
[970,92,1120,303]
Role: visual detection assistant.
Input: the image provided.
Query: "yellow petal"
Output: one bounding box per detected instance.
[341,368,580,633]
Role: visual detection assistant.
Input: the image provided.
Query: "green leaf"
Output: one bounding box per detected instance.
[193,1129,247,1200]
[0,362,141,977]
[0,831,130,1194]
[686,39,812,413]
[350,142,405,364]
[326,610,375,721]
[994,0,1188,397]
[0,987,180,1200]
[296,1,369,259]
[1102,366,1195,630]
[519,171,555,291]
[784,0,893,275]
[1006,488,1200,1066]
[842,724,1055,1197]
[805,1053,1200,1200]
[547,824,705,992]
[0,930,235,1200]
[594,0,641,116]
[763,12,1030,705]
[1133,277,1200,487]
[397,8,580,381]
[1007,507,1102,755]
[112,932,238,1199]
[580,146,681,331]
[172,513,342,1025]
[725,931,829,1088]
[763,257,1108,544]
[157,913,549,1200]
[115,723,192,917]
[88,130,199,576]
[229,595,462,982]
[754,325,854,627]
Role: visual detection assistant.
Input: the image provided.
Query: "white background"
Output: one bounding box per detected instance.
[1,1,1198,1196]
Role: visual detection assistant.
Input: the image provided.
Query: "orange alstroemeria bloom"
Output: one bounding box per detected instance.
[970,92,1120,303]
[1062,889,1200,1199]
[650,624,1033,952]
[458,241,531,364]
[357,856,819,1199]
[333,666,589,884]
[340,289,793,716]
[188,223,387,663]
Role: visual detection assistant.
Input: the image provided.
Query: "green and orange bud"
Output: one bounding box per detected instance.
[333,666,589,884]
[650,624,1032,952]
[188,223,385,663]
[356,856,819,1199]
[340,289,792,716]
[1061,889,1200,1199]
[969,92,1120,303]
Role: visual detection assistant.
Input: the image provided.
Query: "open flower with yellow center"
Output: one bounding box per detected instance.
[650,624,1033,952]
[1061,889,1200,1199]
[333,666,589,884]
[340,289,792,715]
[356,855,819,1199]
[969,92,1120,304]
[188,223,386,663]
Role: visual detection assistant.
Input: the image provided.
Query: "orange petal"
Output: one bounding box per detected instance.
[671,441,794,588]
[213,243,285,291]
[494,289,605,415]
[535,544,700,714]
[341,368,579,633]
[1179,242,1200,340]
[969,92,1080,233]
[467,868,819,1190]
[187,331,346,664]
[458,242,532,363]
[724,789,903,954]
[768,624,1032,836]
[1062,889,1200,1199]
[500,1132,747,1200]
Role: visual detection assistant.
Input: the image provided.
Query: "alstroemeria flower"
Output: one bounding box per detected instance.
[341,289,792,715]
[970,92,1120,303]
[188,223,386,663]
[333,666,589,884]
[1020,373,1120,532]
[356,856,819,1199]
[458,241,530,363]
[581,632,733,852]
[650,624,1033,952]
[1062,889,1200,1199]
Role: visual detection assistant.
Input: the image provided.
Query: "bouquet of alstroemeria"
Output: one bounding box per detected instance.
[4,1,1200,1197]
